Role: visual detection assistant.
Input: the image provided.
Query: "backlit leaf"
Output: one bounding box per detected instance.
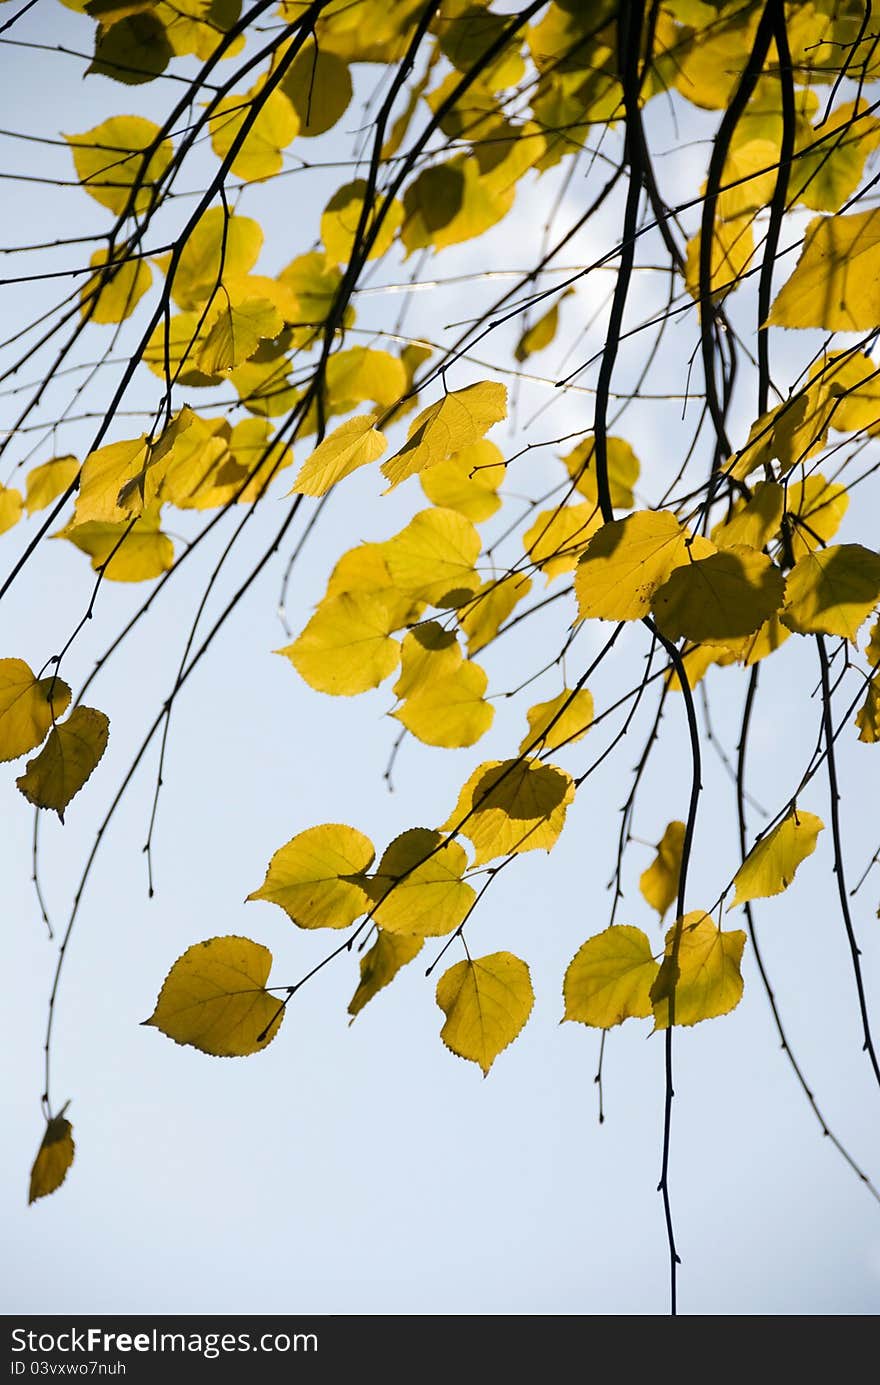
[143,936,283,1056]
[29,1116,75,1204]
[326,348,407,413]
[652,548,786,644]
[163,207,263,310]
[524,501,602,581]
[383,508,481,607]
[281,43,352,136]
[348,929,423,1019]
[562,434,639,510]
[392,623,461,699]
[855,678,880,743]
[24,457,79,515]
[0,485,23,535]
[369,828,475,937]
[711,482,783,551]
[418,439,505,521]
[66,116,173,215]
[288,415,387,497]
[0,660,71,763]
[459,573,532,655]
[209,84,298,181]
[88,10,172,83]
[321,177,403,264]
[72,436,147,526]
[563,926,658,1028]
[768,208,880,331]
[381,381,507,489]
[785,475,849,560]
[280,590,401,695]
[651,913,746,1028]
[443,757,574,866]
[56,509,174,583]
[574,510,704,623]
[16,706,109,821]
[401,156,515,255]
[436,951,534,1074]
[196,295,283,374]
[394,658,493,748]
[781,544,880,642]
[248,823,374,929]
[519,689,593,754]
[639,821,686,919]
[730,810,823,908]
[514,289,572,361]
[81,247,151,323]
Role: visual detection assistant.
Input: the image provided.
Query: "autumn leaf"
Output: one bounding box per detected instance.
[288,415,387,497]
[563,926,658,1028]
[16,706,110,821]
[29,1115,75,1204]
[651,913,746,1028]
[348,929,423,1019]
[0,660,71,763]
[143,936,283,1056]
[369,828,475,937]
[781,544,880,642]
[730,811,823,908]
[381,381,507,489]
[436,951,534,1074]
[640,821,686,919]
[248,823,374,929]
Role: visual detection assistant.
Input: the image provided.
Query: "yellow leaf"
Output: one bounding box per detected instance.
[401,155,515,254]
[792,100,880,213]
[24,457,79,515]
[29,1115,75,1204]
[519,689,593,754]
[81,247,151,323]
[66,115,174,215]
[0,484,23,535]
[785,474,849,560]
[574,510,703,623]
[562,434,639,509]
[56,509,174,583]
[281,43,352,136]
[711,482,783,551]
[419,439,505,521]
[563,926,658,1028]
[781,544,880,642]
[514,289,572,361]
[855,677,880,743]
[392,623,461,699]
[443,757,575,867]
[725,612,791,667]
[639,820,686,919]
[820,350,880,434]
[728,386,836,481]
[279,590,401,695]
[459,573,532,655]
[288,415,387,497]
[154,0,244,59]
[143,309,222,387]
[16,706,109,821]
[209,84,298,181]
[436,951,534,1074]
[248,823,374,929]
[0,660,71,763]
[321,177,403,264]
[73,436,147,526]
[348,929,423,1019]
[730,810,824,908]
[369,828,475,937]
[197,295,283,374]
[218,416,294,505]
[768,208,880,331]
[381,381,507,490]
[866,617,880,667]
[665,641,726,693]
[143,936,283,1056]
[685,212,754,302]
[651,913,746,1028]
[87,10,172,84]
[394,658,493,748]
[383,508,481,607]
[651,547,786,645]
[523,501,602,581]
[162,207,263,310]
[278,250,352,346]
[326,348,407,413]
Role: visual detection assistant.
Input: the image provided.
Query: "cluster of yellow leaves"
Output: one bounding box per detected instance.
[0,659,108,821]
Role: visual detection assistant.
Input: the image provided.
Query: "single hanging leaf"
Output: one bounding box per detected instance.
[562,434,639,510]
[369,828,475,937]
[0,660,71,762]
[281,44,352,136]
[0,485,23,535]
[855,677,880,743]
[436,952,534,1075]
[24,457,79,515]
[639,821,686,919]
[393,623,461,700]
[279,590,401,695]
[781,544,880,642]
[16,706,109,820]
[574,511,708,623]
[248,823,374,929]
[81,247,151,323]
[523,502,602,581]
[563,926,658,1029]
[56,509,174,584]
[419,439,506,522]
[321,177,403,265]
[785,475,849,560]
[88,11,172,83]
[163,208,263,311]
[730,810,823,908]
[768,208,880,331]
[459,574,532,655]
[197,295,283,374]
[288,415,387,497]
[711,482,783,551]
[143,936,283,1056]
[208,84,299,181]
[651,548,786,644]
[651,913,746,1028]
[519,689,593,754]
[393,659,493,749]
[326,348,407,414]
[382,508,481,607]
[65,116,174,215]
[514,289,573,361]
[380,381,507,490]
[29,1115,75,1204]
[443,757,575,866]
[348,929,423,1019]
[72,436,147,526]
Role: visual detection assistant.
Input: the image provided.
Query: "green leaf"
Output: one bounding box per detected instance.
[16,706,109,821]
[248,823,374,929]
[143,936,283,1056]
[730,810,823,908]
[436,951,534,1074]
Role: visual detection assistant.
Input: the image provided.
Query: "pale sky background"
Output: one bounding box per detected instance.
[2,1,880,1316]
